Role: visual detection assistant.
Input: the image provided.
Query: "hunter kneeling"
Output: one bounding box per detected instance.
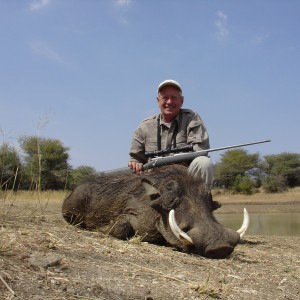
[128,79,221,210]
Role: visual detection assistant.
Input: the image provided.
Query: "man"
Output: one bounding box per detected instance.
[128,79,220,209]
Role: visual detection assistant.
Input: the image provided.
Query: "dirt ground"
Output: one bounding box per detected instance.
[0,192,299,300]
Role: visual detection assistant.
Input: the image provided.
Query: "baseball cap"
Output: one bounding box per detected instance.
[157,79,182,93]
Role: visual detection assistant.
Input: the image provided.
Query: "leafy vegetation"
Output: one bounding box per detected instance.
[214,149,262,193]
[0,143,21,190]
[19,136,71,190]
[214,150,300,194]
[263,153,300,189]
[69,165,97,188]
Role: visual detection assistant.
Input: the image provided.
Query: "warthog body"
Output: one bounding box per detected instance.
[62,165,245,258]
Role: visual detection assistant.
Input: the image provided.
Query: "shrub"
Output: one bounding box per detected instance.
[232,174,255,195]
[261,174,288,193]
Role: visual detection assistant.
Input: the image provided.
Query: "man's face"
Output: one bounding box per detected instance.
[157,85,184,122]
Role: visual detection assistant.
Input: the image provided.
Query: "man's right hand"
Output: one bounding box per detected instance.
[128,161,144,174]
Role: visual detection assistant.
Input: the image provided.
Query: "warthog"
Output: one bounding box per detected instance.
[62,164,248,259]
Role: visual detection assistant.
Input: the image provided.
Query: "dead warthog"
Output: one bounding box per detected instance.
[62,164,248,258]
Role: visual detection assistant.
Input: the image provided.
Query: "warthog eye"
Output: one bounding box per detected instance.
[164,180,182,195]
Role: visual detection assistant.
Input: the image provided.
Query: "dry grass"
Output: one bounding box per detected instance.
[0,190,299,299]
[0,190,68,220]
[0,190,67,203]
[213,187,300,204]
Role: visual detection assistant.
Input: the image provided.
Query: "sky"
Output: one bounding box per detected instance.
[0,0,299,172]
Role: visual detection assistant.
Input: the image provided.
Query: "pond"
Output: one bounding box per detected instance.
[215,212,300,236]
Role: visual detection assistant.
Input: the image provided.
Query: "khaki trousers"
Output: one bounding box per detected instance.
[187,156,214,187]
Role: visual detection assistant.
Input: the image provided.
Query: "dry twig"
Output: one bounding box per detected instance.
[0,273,15,299]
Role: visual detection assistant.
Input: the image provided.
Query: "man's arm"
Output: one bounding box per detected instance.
[128,126,148,174]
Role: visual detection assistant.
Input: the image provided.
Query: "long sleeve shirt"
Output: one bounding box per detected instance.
[129,108,210,164]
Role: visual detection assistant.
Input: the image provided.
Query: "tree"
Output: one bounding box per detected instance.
[262,153,300,189]
[214,149,261,190]
[261,174,287,193]
[233,174,256,195]
[69,165,97,188]
[19,136,71,190]
[0,143,21,190]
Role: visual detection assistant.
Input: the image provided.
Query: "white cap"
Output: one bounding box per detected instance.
[157,79,182,93]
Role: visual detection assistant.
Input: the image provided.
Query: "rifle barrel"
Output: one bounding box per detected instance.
[143,139,271,170]
[100,139,271,176]
[99,167,134,177]
[202,139,271,154]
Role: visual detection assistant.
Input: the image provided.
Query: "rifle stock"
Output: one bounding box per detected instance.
[99,139,271,177]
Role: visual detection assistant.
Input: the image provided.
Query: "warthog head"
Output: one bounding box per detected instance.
[140,165,248,258]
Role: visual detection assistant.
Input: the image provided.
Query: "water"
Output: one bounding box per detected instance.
[216,212,300,236]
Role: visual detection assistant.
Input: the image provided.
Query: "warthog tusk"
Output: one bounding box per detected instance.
[168,209,194,245]
[237,208,250,238]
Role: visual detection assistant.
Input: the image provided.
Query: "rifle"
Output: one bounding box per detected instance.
[99,139,271,177]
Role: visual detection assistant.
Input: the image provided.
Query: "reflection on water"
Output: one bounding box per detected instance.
[215,212,300,236]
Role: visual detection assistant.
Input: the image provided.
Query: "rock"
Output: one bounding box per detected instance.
[28,253,63,269]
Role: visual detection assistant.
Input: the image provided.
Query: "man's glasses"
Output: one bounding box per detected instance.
[159,95,182,102]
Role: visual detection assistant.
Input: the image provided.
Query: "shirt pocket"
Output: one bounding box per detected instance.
[187,120,204,144]
[145,138,159,152]
[176,130,188,147]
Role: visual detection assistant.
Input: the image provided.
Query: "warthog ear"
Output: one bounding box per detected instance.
[141,178,162,209]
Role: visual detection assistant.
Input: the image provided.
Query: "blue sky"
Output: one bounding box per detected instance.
[0,0,299,172]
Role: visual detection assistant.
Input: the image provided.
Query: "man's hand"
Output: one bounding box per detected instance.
[128,161,144,174]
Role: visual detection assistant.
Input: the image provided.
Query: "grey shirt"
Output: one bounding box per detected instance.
[129,109,210,164]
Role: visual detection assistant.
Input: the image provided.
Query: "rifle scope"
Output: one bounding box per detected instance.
[145,144,193,158]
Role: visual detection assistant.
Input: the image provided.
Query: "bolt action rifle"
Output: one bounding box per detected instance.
[99,139,271,177]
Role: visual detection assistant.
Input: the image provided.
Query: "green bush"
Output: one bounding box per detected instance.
[232,174,255,195]
[69,165,97,188]
[262,174,288,193]
[263,153,300,188]
[0,143,21,190]
[214,149,261,189]
[19,136,70,190]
